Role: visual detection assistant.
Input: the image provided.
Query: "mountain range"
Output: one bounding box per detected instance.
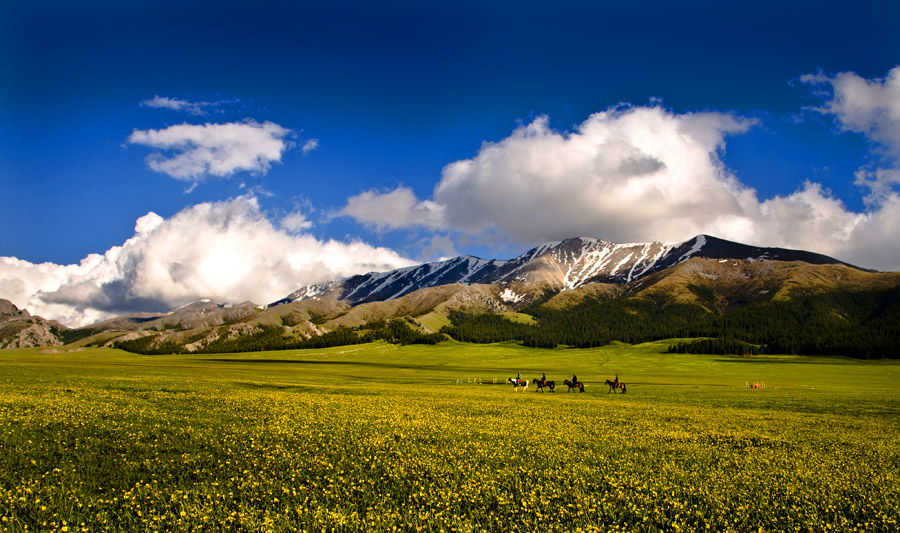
[3,234,898,357]
[272,234,865,307]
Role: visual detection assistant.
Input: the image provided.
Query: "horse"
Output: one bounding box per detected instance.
[507,377,529,392]
[563,379,584,393]
[605,379,626,394]
[533,378,555,393]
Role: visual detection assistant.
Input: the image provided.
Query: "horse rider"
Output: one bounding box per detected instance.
[541,373,547,386]
[614,374,619,386]
[571,374,578,385]
[516,372,523,386]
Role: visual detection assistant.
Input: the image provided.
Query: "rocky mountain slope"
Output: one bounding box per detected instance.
[0,299,66,348]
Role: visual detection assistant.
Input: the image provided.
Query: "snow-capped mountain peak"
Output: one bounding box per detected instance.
[270,234,862,308]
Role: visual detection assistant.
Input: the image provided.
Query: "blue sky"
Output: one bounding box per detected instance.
[2,0,899,326]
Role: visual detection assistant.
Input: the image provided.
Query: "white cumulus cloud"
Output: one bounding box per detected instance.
[801,66,900,203]
[0,197,415,327]
[339,102,900,271]
[433,107,757,245]
[341,105,758,243]
[280,211,314,233]
[338,186,445,232]
[801,67,900,155]
[127,119,294,181]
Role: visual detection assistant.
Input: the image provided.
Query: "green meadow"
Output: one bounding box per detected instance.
[1,340,898,531]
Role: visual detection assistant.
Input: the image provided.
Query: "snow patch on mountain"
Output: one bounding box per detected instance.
[678,234,707,262]
[267,281,338,307]
[288,282,336,302]
[626,243,673,282]
[499,288,525,303]
[523,240,563,261]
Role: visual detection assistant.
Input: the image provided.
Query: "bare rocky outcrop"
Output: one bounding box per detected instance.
[0,299,65,348]
[0,299,27,317]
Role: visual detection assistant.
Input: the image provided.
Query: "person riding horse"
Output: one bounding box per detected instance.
[535,374,555,392]
[606,375,626,394]
[564,375,584,392]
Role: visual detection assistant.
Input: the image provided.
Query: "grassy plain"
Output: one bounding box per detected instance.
[0,340,898,531]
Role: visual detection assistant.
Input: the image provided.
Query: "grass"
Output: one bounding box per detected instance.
[1,341,898,531]
[499,312,536,326]
[413,312,451,333]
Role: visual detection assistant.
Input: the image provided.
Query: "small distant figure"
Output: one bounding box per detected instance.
[507,376,529,391]
[565,375,584,393]
[606,376,626,394]
[534,374,555,392]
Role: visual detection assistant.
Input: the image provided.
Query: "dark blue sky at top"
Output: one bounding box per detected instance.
[2,0,898,264]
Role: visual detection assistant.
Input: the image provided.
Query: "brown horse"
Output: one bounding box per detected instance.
[533,378,555,393]
[564,379,584,393]
[605,379,626,394]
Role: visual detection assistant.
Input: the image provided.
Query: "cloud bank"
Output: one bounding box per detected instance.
[0,197,415,327]
[801,66,900,204]
[127,119,294,180]
[340,94,900,271]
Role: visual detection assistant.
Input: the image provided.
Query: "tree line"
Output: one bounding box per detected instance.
[668,338,764,356]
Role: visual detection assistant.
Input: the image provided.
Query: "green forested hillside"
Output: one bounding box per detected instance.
[442,286,900,358]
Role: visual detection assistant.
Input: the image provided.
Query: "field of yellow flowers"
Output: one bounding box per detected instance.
[1,341,898,531]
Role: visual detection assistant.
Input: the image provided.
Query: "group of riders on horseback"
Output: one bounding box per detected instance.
[507,373,626,394]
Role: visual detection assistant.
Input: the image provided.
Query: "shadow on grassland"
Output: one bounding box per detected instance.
[199,358,513,374]
[714,357,858,365]
[233,381,312,392]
